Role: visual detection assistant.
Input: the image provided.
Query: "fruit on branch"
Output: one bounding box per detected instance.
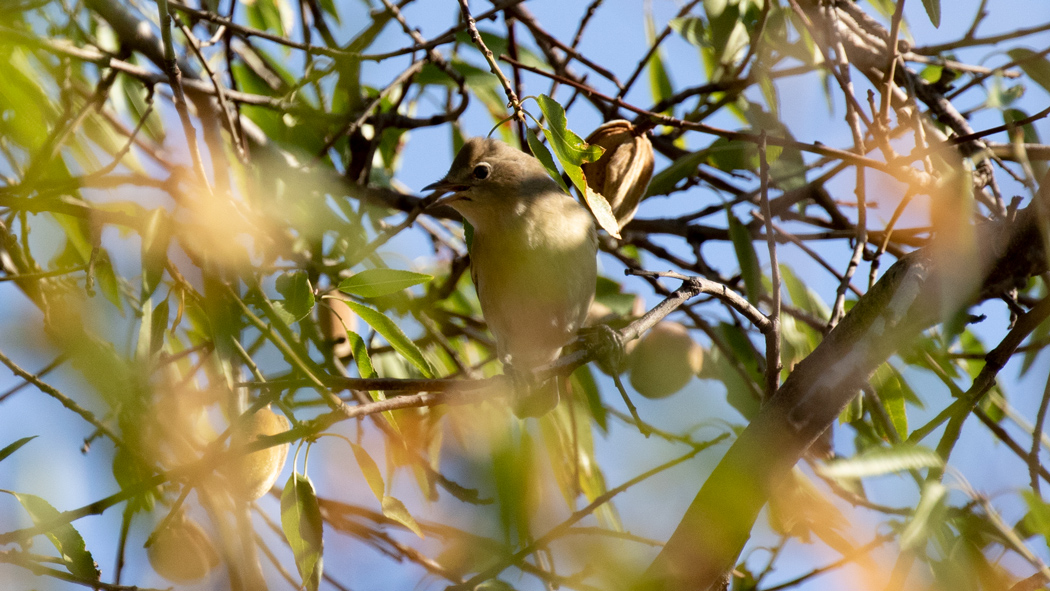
[146,514,219,582]
[582,120,655,230]
[230,405,290,500]
[628,321,703,399]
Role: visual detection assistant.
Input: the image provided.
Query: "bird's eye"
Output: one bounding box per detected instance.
[472,164,490,180]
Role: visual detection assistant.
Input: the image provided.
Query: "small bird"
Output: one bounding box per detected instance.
[425,137,598,416]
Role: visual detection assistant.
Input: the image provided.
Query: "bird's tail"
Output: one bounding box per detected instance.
[512,375,561,418]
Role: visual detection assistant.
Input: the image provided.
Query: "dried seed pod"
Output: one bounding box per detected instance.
[582,120,655,230]
[319,297,358,359]
[628,321,703,399]
[147,515,219,582]
[230,405,290,500]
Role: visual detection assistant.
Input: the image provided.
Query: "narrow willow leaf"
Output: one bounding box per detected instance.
[0,436,36,463]
[871,365,908,440]
[343,301,435,377]
[280,473,324,591]
[921,0,941,28]
[381,495,424,538]
[818,445,943,479]
[338,269,432,298]
[645,12,674,112]
[0,490,100,581]
[727,210,763,304]
[900,481,947,550]
[140,208,169,300]
[646,150,706,196]
[350,442,385,501]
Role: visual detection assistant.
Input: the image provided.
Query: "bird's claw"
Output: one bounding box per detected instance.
[580,324,627,376]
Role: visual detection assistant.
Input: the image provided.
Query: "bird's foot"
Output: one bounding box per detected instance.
[579,324,627,376]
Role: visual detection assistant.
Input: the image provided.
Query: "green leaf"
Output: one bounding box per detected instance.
[381,495,424,538]
[1022,491,1050,552]
[900,481,948,550]
[707,137,758,171]
[526,129,570,193]
[727,210,762,304]
[817,445,943,479]
[149,298,169,357]
[349,442,385,501]
[572,365,606,431]
[140,208,170,300]
[280,473,324,591]
[533,95,621,238]
[0,436,36,463]
[646,12,675,113]
[338,269,432,298]
[920,0,941,28]
[646,150,706,196]
[871,364,908,440]
[274,271,315,322]
[0,490,100,580]
[342,301,435,377]
[1008,49,1050,96]
[670,16,706,47]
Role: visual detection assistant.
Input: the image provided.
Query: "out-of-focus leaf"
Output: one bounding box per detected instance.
[0,490,100,581]
[281,473,324,591]
[594,276,637,318]
[0,436,36,463]
[871,364,908,440]
[93,250,123,311]
[921,0,941,27]
[381,495,424,538]
[707,137,757,171]
[339,269,432,298]
[245,0,289,36]
[1022,491,1050,552]
[350,442,385,500]
[149,298,169,357]
[1008,49,1050,95]
[818,445,942,479]
[343,301,435,377]
[646,150,706,196]
[900,481,948,550]
[727,210,762,304]
[274,271,315,322]
[1004,108,1047,180]
[493,430,534,545]
[571,365,606,431]
[646,12,675,114]
[140,208,170,300]
[670,16,706,47]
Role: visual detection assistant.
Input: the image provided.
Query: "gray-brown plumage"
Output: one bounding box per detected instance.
[425,138,598,416]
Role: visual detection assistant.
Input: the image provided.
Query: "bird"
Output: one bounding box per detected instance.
[424,137,598,417]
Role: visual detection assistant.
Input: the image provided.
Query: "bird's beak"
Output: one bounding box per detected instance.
[423,178,468,208]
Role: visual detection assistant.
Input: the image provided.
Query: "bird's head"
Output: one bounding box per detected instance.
[423,137,560,226]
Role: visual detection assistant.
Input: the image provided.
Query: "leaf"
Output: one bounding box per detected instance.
[1008,49,1050,95]
[338,269,432,298]
[646,150,706,196]
[0,436,36,463]
[140,208,170,300]
[920,0,941,28]
[817,445,943,479]
[349,442,385,501]
[274,271,315,322]
[342,301,435,377]
[900,481,948,550]
[526,129,570,193]
[381,495,424,538]
[670,16,706,47]
[645,12,674,113]
[280,473,324,591]
[149,298,169,357]
[533,95,620,238]
[572,365,606,432]
[871,364,908,440]
[727,210,762,304]
[0,490,100,581]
